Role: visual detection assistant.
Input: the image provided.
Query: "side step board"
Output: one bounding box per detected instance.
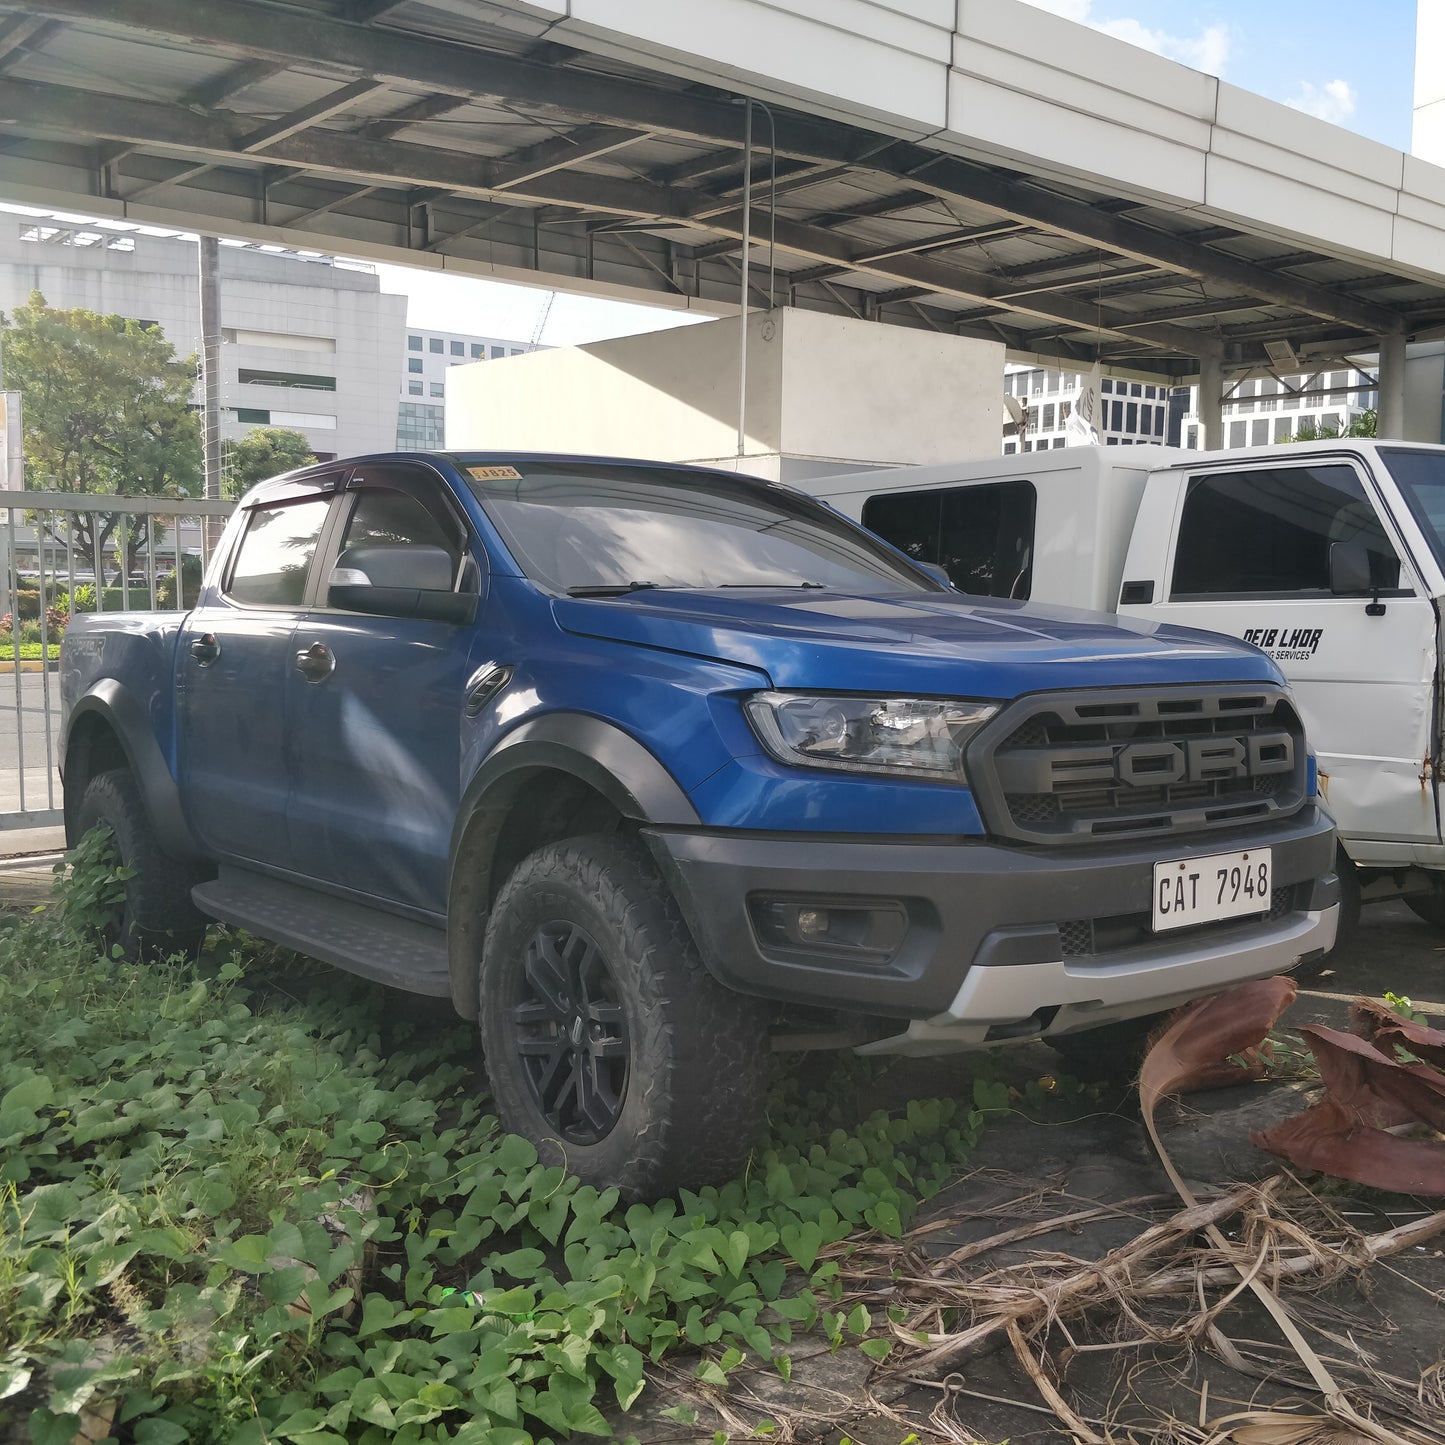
[192,866,451,997]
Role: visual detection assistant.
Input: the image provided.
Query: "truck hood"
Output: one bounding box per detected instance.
[552,589,1282,695]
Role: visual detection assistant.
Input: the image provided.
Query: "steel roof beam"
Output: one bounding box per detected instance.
[0,76,692,221]
[11,0,1404,336]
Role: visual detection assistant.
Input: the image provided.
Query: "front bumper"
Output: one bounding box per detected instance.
[644,805,1338,1050]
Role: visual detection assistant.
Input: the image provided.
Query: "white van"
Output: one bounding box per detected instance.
[806,441,1445,930]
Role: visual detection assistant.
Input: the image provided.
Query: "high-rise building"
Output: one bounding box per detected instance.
[0,217,407,467]
[398,328,539,449]
[1002,365,1170,452]
[1178,368,1379,449]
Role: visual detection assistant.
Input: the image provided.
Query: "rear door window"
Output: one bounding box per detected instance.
[226,497,332,607]
[862,480,1036,598]
[1170,464,1403,598]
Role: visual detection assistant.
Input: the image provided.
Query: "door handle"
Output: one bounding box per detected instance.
[294,641,335,683]
[190,633,220,666]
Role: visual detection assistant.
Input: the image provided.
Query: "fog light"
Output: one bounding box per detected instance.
[751,897,908,963]
[795,908,828,940]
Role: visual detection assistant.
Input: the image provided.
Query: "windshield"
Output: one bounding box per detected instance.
[454,459,938,595]
[1382,448,1445,573]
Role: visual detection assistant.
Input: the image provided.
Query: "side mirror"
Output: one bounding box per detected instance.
[1328,540,1371,595]
[327,543,477,624]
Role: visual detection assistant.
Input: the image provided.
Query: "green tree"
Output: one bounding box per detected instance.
[1,292,201,579]
[220,426,317,500]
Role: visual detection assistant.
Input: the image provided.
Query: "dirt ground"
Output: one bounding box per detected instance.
[632,902,1445,1444]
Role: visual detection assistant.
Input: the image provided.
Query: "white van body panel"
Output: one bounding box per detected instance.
[805,447,1178,613]
[805,440,1445,879]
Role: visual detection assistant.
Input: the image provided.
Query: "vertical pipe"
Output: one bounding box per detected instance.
[1198,354,1225,451]
[1377,331,1408,440]
[736,99,753,459]
[199,235,223,547]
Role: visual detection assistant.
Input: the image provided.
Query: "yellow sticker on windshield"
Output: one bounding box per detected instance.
[467,464,524,481]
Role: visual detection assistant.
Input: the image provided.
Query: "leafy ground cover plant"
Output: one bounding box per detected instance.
[0,839,995,1444]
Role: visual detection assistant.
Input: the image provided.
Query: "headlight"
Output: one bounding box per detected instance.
[744,691,998,781]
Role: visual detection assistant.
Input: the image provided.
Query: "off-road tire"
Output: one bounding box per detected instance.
[75,768,209,962]
[479,832,770,1199]
[1049,1012,1165,1083]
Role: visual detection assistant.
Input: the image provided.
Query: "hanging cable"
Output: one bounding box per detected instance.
[737,97,753,457]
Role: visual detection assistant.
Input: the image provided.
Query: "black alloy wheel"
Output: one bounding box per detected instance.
[478,832,770,1198]
[513,919,629,1144]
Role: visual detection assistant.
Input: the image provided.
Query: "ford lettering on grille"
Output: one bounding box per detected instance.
[998,732,1295,793]
[966,687,1307,845]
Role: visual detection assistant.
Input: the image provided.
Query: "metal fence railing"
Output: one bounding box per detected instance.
[0,492,236,837]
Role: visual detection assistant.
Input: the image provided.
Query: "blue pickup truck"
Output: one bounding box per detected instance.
[60,452,1339,1196]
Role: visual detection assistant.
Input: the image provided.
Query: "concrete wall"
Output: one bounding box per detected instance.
[444,308,1004,474]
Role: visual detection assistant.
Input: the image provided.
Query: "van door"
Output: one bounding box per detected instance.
[1123,458,1438,849]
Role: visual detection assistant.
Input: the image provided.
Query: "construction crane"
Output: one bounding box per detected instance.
[530,291,555,349]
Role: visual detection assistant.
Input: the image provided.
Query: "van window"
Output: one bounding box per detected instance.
[861,480,1036,599]
[1171,464,1402,598]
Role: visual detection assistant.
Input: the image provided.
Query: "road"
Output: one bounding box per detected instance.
[0,669,63,814]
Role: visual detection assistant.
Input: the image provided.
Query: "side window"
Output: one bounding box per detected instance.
[227,497,331,606]
[862,480,1036,599]
[341,488,458,565]
[332,467,472,598]
[1171,464,1403,598]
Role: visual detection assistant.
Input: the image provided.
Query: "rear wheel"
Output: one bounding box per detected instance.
[74,769,209,961]
[479,833,769,1199]
[1405,888,1445,929]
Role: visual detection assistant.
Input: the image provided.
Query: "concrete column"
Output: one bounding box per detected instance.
[1197,354,1224,450]
[1378,331,1408,439]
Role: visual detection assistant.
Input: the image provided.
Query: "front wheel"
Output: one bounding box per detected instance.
[478,833,770,1199]
[73,769,209,962]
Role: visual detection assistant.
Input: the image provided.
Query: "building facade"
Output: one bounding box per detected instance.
[398,328,539,449]
[0,218,407,468]
[1004,362,1378,455]
[1002,366,1171,452]
[1179,368,1379,449]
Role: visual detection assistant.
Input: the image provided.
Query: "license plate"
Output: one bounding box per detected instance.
[1152,848,1272,932]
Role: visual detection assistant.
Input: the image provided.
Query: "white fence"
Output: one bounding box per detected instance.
[0,492,235,837]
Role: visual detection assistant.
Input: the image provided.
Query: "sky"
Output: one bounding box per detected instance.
[377,0,1424,346]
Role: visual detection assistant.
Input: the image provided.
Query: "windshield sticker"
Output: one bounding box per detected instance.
[467,464,524,481]
[1243,626,1323,661]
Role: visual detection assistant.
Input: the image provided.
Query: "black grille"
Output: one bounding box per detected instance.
[969,686,1306,845]
[1060,886,1295,958]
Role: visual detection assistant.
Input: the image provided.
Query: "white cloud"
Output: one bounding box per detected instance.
[1283,78,1357,126]
[1018,0,1230,76]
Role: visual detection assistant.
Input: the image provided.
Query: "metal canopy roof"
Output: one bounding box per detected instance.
[0,0,1441,379]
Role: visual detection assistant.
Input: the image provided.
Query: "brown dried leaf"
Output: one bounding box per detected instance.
[1351,997,1445,1070]
[1253,1096,1445,1194]
[1139,974,1299,1105]
[1297,1024,1445,1132]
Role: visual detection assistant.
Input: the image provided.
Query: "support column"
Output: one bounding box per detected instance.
[1197,354,1224,451]
[198,235,223,551]
[1377,330,1407,439]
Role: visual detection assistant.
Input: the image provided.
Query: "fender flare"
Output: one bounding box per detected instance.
[445,714,700,1016]
[64,681,202,859]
